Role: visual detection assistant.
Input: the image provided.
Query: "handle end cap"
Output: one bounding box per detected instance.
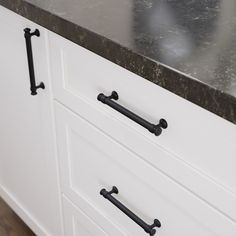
[112,186,119,194]
[159,119,168,129]
[111,91,119,100]
[154,219,161,228]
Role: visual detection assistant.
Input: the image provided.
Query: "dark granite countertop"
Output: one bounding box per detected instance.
[1,0,236,124]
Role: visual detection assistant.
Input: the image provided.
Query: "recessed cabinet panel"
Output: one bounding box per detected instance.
[55,102,235,236]
[63,197,109,236]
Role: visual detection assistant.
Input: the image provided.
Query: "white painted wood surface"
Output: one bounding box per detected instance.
[48,32,236,195]
[55,102,236,236]
[0,6,63,236]
[63,196,118,236]
[48,31,236,222]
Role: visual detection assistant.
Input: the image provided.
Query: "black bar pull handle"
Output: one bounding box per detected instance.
[100,186,161,236]
[97,91,167,136]
[24,28,45,95]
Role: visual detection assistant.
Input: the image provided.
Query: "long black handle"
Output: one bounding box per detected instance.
[100,186,161,236]
[24,28,45,95]
[97,91,167,136]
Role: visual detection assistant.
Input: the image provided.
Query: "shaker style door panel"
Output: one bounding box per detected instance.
[55,102,236,236]
[63,196,117,236]
[0,6,63,236]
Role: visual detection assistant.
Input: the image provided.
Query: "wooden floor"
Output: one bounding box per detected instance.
[0,197,35,236]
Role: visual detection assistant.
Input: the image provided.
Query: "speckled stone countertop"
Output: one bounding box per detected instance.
[1,0,236,124]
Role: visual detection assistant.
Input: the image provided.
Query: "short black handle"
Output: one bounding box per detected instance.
[100,186,161,236]
[24,28,45,95]
[97,91,167,136]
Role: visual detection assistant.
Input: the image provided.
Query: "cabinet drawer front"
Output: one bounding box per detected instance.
[49,31,236,201]
[55,102,236,236]
[49,32,236,221]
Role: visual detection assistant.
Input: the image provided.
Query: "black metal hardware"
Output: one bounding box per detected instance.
[97,91,167,136]
[24,28,45,95]
[100,186,161,236]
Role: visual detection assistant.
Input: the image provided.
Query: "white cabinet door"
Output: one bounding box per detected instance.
[0,6,63,236]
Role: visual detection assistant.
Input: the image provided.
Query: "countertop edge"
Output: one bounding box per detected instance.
[1,0,236,125]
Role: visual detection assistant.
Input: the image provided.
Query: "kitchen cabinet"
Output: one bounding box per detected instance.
[1,3,236,236]
[0,6,63,236]
[49,31,236,235]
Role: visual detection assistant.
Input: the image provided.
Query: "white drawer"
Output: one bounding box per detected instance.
[62,196,124,236]
[49,32,236,222]
[55,102,236,236]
